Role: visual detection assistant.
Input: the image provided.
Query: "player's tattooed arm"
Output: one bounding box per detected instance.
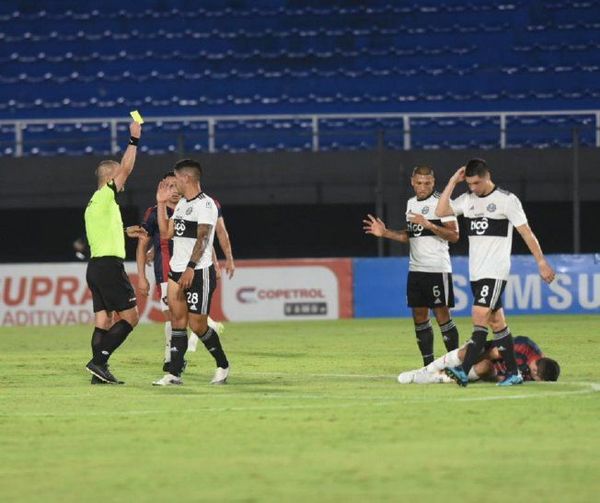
[189,224,213,264]
[363,214,409,243]
[178,223,213,290]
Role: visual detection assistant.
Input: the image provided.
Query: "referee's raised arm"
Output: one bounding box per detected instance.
[113,122,142,192]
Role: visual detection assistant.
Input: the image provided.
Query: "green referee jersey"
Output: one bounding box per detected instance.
[84,180,125,259]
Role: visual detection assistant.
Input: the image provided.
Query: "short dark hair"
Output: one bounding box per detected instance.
[412,165,435,177]
[465,158,490,177]
[162,170,175,180]
[536,357,561,381]
[173,159,202,181]
[95,159,119,178]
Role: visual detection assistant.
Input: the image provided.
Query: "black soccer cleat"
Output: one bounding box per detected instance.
[91,374,107,385]
[86,360,124,384]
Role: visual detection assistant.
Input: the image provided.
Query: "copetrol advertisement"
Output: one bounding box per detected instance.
[353,254,600,317]
[1,255,597,326]
[0,258,353,326]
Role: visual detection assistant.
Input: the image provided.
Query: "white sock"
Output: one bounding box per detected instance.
[468,368,480,382]
[188,331,199,352]
[164,321,172,362]
[425,348,461,373]
[207,317,219,333]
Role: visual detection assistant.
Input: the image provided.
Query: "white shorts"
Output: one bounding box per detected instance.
[160,282,169,312]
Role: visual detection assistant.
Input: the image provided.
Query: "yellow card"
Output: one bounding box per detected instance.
[130,110,144,124]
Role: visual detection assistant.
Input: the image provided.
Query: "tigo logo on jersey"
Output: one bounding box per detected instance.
[470,217,489,235]
[407,221,425,237]
[174,220,186,236]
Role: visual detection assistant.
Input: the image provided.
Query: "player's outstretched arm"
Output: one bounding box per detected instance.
[216,217,235,278]
[363,214,408,243]
[516,224,555,283]
[435,166,465,217]
[156,180,174,239]
[113,122,142,192]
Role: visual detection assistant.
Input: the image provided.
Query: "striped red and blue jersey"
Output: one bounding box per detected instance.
[141,205,174,285]
[493,336,543,381]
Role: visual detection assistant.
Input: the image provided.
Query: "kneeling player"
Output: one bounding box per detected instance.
[152,159,230,386]
[398,336,560,384]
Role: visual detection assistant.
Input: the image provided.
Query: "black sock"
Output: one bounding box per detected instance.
[91,327,108,365]
[169,328,188,377]
[460,326,488,374]
[494,326,518,374]
[415,320,434,366]
[102,320,133,363]
[439,319,459,352]
[200,327,229,369]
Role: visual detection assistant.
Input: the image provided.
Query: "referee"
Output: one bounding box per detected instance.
[84,121,145,384]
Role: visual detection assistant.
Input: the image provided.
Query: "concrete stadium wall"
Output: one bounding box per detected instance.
[2,148,599,210]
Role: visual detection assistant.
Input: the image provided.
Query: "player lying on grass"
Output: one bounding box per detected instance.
[398,335,560,384]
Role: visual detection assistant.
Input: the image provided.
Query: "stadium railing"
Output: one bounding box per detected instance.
[0,109,598,157]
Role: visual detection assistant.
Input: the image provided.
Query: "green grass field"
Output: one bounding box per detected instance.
[1,315,599,502]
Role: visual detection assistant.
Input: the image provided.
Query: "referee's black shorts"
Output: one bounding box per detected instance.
[86,256,137,313]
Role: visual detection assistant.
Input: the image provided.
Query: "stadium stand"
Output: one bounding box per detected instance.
[0,0,599,153]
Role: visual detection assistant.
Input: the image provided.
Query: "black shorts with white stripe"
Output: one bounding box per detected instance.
[406,271,455,308]
[169,265,216,315]
[470,278,507,311]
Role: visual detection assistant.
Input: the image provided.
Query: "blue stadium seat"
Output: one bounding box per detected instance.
[0,1,598,153]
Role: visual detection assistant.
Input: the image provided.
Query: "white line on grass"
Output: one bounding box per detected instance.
[1,382,598,418]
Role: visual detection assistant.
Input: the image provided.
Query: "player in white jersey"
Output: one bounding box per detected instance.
[152,159,230,386]
[363,166,461,366]
[436,158,555,387]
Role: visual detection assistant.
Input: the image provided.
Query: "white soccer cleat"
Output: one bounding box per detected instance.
[152,374,183,386]
[413,370,450,384]
[210,366,229,385]
[397,370,417,384]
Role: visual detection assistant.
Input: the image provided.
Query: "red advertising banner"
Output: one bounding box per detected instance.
[0,259,353,326]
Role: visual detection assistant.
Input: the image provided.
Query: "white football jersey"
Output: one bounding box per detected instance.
[450,187,528,281]
[406,191,457,273]
[169,192,218,273]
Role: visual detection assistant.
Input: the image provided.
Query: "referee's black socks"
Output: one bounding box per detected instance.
[169,328,188,376]
[200,327,229,369]
[460,326,488,374]
[91,320,134,365]
[91,327,108,365]
[415,320,434,366]
[493,326,518,375]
